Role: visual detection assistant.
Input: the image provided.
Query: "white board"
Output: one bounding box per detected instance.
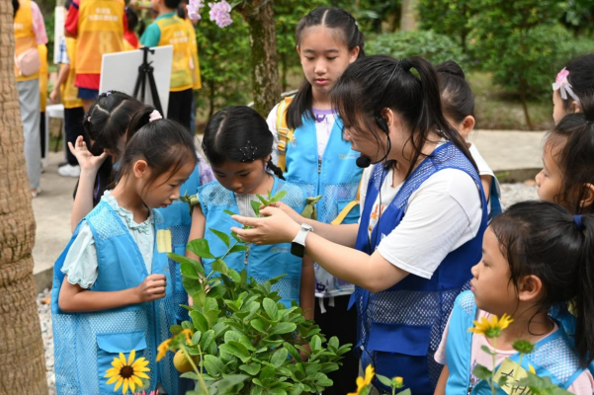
[53,6,65,64]
[99,45,173,115]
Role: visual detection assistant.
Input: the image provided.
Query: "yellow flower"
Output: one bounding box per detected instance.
[393,376,403,389]
[181,328,193,344]
[528,364,536,374]
[156,339,172,362]
[348,364,375,395]
[104,349,150,394]
[468,313,513,338]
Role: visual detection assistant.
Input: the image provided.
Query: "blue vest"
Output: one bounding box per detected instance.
[157,162,201,323]
[489,177,502,222]
[352,142,488,395]
[198,177,306,307]
[283,114,363,296]
[446,291,585,394]
[51,201,178,395]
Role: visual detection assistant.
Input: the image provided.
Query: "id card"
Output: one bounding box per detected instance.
[156,229,172,253]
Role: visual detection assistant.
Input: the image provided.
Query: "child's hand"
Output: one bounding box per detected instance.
[136,274,167,302]
[68,136,108,172]
[268,201,303,223]
[50,88,60,104]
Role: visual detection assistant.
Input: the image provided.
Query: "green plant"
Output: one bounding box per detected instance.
[164,190,351,394]
[366,30,466,68]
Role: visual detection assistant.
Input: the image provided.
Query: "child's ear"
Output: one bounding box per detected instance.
[570,100,582,114]
[580,183,594,209]
[517,275,543,302]
[133,160,148,179]
[349,46,360,63]
[458,115,476,138]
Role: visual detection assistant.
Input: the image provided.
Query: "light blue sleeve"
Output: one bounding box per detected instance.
[60,222,98,289]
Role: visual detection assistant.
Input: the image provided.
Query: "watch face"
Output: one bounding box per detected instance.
[291,242,305,257]
[302,224,314,232]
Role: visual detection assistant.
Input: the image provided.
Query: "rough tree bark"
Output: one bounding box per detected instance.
[237,0,281,117]
[0,0,49,393]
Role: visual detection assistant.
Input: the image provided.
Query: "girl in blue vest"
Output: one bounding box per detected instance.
[187,106,309,309]
[51,120,198,395]
[266,8,365,391]
[434,201,594,395]
[232,55,488,395]
[436,61,502,221]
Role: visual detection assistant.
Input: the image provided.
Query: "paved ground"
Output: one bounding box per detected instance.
[32,130,547,291]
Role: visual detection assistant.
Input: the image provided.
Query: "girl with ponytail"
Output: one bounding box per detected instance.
[231,55,488,394]
[188,106,311,309]
[435,201,594,395]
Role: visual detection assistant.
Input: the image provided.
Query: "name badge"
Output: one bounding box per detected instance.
[156,229,172,253]
[493,358,533,395]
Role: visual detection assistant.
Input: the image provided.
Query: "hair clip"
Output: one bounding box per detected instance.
[148,109,162,122]
[552,68,580,103]
[238,140,257,162]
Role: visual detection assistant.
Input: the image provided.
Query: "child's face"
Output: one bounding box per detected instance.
[552,90,568,125]
[535,139,564,205]
[297,26,359,102]
[142,161,195,209]
[212,159,270,195]
[470,227,516,316]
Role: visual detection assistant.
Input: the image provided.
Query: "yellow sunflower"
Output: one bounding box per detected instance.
[156,339,172,362]
[104,349,150,394]
[348,364,375,395]
[181,328,193,344]
[468,313,513,338]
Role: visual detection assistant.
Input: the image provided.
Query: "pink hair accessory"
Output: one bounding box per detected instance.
[149,110,163,122]
[552,67,580,103]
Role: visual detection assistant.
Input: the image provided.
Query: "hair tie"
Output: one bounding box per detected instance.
[574,214,584,231]
[149,110,163,122]
[84,113,91,123]
[400,58,412,72]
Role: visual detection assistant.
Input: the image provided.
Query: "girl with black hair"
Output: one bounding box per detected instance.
[535,113,594,214]
[188,106,311,309]
[552,54,594,124]
[52,120,198,395]
[435,201,594,395]
[436,60,502,220]
[266,9,365,390]
[232,55,488,394]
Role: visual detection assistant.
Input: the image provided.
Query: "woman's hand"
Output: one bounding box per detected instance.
[268,201,304,223]
[68,136,108,172]
[231,206,301,245]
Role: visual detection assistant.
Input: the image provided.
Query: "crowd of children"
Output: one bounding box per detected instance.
[20,1,593,394]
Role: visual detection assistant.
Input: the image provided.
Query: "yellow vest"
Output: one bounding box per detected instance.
[38,44,48,111]
[156,15,193,91]
[183,18,201,90]
[14,0,38,81]
[62,38,84,109]
[122,38,136,51]
[77,0,125,74]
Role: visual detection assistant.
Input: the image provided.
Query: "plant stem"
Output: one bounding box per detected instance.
[491,337,497,395]
[180,343,208,394]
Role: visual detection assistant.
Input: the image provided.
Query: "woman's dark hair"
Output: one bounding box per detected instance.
[563,54,594,118]
[125,6,141,32]
[286,7,365,130]
[119,119,197,187]
[547,113,594,214]
[436,60,475,124]
[202,106,284,179]
[490,201,594,367]
[332,55,476,178]
[12,0,19,18]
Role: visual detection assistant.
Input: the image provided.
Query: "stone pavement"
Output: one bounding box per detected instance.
[32,129,547,292]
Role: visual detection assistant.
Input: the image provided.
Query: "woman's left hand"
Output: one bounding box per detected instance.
[231,206,301,245]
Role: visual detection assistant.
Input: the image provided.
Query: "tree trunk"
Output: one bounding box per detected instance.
[400,0,418,31]
[0,1,49,394]
[237,0,281,117]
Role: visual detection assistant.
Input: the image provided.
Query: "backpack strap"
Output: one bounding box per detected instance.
[276,97,296,173]
[331,175,363,225]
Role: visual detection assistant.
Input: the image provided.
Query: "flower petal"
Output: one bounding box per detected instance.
[128,349,137,366]
[122,378,129,394]
[129,377,137,394]
[136,371,150,379]
[114,377,123,391]
[106,375,120,385]
[131,374,143,387]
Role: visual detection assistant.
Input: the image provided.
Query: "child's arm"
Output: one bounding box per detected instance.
[50,63,70,103]
[58,273,166,312]
[70,136,107,231]
[186,203,206,261]
[299,255,315,320]
[434,365,448,395]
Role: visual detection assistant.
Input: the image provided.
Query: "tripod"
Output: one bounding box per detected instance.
[133,46,163,115]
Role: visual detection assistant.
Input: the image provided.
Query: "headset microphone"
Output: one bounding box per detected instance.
[356,155,372,168]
